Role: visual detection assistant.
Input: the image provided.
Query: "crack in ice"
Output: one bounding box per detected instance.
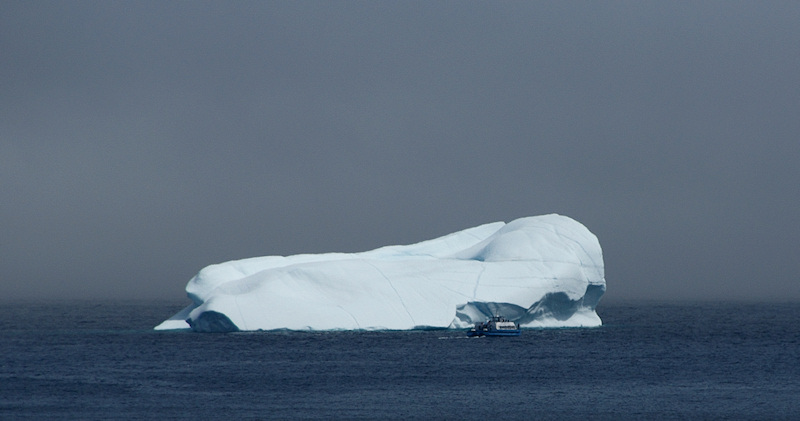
[337,305,361,329]
[362,259,416,326]
[472,265,486,300]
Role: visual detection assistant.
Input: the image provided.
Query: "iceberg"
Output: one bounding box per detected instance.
[155,214,605,332]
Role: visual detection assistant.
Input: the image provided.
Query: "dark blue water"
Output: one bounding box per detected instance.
[1,301,799,420]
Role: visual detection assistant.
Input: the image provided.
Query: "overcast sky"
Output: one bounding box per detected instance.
[2,1,798,303]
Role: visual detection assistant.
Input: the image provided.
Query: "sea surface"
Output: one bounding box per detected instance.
[1,300,799,420]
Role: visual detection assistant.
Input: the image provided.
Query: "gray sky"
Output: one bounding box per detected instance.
[2,1,798,302]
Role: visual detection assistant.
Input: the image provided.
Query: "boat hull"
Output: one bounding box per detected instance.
[467,329,521,337]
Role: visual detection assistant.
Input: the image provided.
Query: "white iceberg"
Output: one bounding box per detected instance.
[155,214,605,332]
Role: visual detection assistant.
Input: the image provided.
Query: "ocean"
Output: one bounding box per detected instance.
[1,300,798,420]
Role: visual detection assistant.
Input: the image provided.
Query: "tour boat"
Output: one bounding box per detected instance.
[467,315,521,337]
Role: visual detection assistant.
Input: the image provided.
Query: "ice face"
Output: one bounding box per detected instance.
[155,214,605,332]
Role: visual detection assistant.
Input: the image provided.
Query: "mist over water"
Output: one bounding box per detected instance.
[3,2,800,303]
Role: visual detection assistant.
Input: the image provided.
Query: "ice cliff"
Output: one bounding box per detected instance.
[155,214,605,332]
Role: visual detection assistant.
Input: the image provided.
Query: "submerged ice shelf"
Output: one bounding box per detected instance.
[156,214,605,332]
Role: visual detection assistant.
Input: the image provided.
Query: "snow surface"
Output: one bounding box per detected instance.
[155,214,605,332]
